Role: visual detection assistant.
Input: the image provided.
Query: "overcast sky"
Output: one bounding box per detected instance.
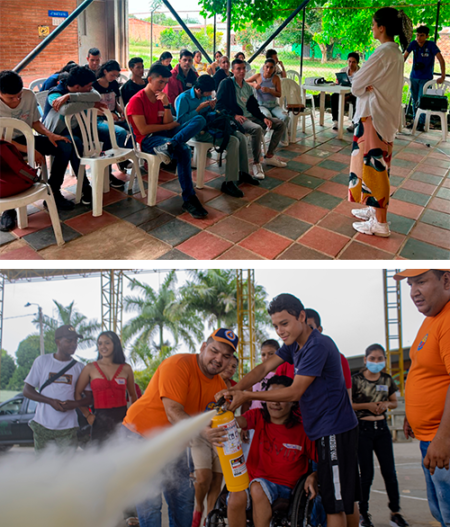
[1,267,425,366]
[129,0,207,17]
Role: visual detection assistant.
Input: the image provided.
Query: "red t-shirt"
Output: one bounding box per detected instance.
[126,89,165,145]
[242,409,316,489]
[276,353,352,390]
[230,379,237,387]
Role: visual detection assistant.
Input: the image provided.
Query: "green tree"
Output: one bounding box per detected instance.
[179,269,271,342]
[6,335,53,390]
[123,271,204,361]
[160,27,183,48]
[34,300,101,351]
[0,349,16,389]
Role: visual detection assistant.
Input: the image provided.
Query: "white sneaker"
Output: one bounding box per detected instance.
[352,206,376,221]
[264,156,287,168]
[353,217,391,237]
[279,140,289,147]
[332,120,338,130]
[252,163,265,180]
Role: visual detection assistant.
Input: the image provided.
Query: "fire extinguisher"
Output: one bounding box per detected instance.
[211,398,249,492]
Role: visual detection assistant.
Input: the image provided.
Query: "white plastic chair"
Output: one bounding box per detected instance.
[280,78,315,140]
[286,70,300,83]
[118,73,129,85]
[298,76,316,115]
[124,106,163,207]
[65,108,145,217]
[0,118,64,246]
[245,68,255,80]
[412,79,449,141]
[35,90,49,113]
[29,78,47,92]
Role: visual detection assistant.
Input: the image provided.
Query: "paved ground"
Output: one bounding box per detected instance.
[0,112,449,260]
[1,439,436,527]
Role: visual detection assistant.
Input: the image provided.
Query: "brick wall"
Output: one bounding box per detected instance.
[0,0,78,77]
[129,18,167,43]
[437,27,450,64]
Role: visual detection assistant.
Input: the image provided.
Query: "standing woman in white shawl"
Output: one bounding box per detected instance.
[349,8,412,238]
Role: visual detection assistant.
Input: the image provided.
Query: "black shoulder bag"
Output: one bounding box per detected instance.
[39,359,78,393]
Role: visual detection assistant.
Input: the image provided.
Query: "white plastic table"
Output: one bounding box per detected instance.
[301,84,352,139]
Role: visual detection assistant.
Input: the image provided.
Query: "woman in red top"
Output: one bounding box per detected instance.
[76,331,137,443]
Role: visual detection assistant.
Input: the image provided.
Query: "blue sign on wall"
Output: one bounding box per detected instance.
[48,10,69,18]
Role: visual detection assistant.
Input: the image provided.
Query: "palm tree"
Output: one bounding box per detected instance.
[33,300,101,350]
[122,271,204,361]
[180,269,271,341]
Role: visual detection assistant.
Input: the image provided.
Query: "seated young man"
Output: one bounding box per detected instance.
[163,49,198,106]
[176,75,259,198]
[228,375,318,527]
[42,65,110,205]
[121,56,146,107]
[216,59,286,181]
[214,55,232,91]
[0,70,82,231]
[85,47,101,73]
[127,64,208,219]
[247,58,290,147]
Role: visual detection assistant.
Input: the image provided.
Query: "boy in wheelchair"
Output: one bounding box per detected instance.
[226,375,318,527]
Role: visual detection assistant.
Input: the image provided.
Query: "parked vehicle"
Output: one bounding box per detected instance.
[0,394,91,451]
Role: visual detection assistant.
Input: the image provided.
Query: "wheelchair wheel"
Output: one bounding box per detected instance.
[289,475,314,527]
[206,509,228,527]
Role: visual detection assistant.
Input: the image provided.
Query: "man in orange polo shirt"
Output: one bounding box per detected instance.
[123,328,238,527]
[395,269,450,527]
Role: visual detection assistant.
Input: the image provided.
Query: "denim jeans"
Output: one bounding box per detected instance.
[136,449,195,527]
[410,77,430,125]
[357,419,400,515]
[97,120,130,149]
[420,441,450,527]
[140,115,206,201]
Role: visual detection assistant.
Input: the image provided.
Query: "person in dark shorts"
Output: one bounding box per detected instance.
[217,293,360,527]
[352,344,408,527]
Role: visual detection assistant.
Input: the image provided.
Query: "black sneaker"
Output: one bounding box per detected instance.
[360,513,374,527]
[110,174,126,188]
[153,143,172,165]
[182,195,208,219]
[416,123,425,132]
[81,185,92,206]
[0,209,17,232]
[53,192,75,211]
[117,160,132,173]
[390,514,409,527]
[238,171,260,186]
[221,181,244,198]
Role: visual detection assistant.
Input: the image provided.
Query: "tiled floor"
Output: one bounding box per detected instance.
[1,116,449,260]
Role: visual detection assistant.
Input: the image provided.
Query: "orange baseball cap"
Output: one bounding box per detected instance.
[393,269,450,280]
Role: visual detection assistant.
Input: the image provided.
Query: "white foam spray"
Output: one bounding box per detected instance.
[0,410,216,527]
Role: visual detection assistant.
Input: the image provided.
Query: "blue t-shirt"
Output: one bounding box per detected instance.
[276,329,357,441]
[407,40,441,80]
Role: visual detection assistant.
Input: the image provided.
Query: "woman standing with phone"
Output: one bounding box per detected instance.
[352,344,408,527]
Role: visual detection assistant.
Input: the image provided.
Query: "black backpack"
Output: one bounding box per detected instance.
[202,110,234,167]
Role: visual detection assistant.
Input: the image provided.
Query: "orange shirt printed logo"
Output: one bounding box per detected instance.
[417,334,428,351]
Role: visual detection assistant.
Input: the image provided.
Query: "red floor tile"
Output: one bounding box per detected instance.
[429,197,450,214]
[339,241,394,260]
[390,166,411,178]
[239,229,292,259]
[304,166,339,180]
[199,170,220,183]
[13,211,52,237]
[423,157,450,169]
[215,245,264,260]
[156,187,178,204]
[327,153,350,164]
[417,163,448,176]
[401,179,437,195]
[176,231,232,259]
[388,199,424,220]
[410,222,450,250]
[273,182,312,200]
[285,201,329,224]
[319,143,343,153]
[354,231,406,254]
[239,185,269,201]
[195,186,222,203]
[395,152,427,163]
[0,246,43,260]
[318,212,356,237]
[233,203,279,226]
[158,170,178,183]
[333,200,361,219]
[65,211,119,236]
[443,179,450,189]
[292,154,322,166]
[317,181,348,199]
[179,206,227,229]
[102,188,128,206]
[298,226,350,257]
[265,168,298,181]
[207,216,259,243]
